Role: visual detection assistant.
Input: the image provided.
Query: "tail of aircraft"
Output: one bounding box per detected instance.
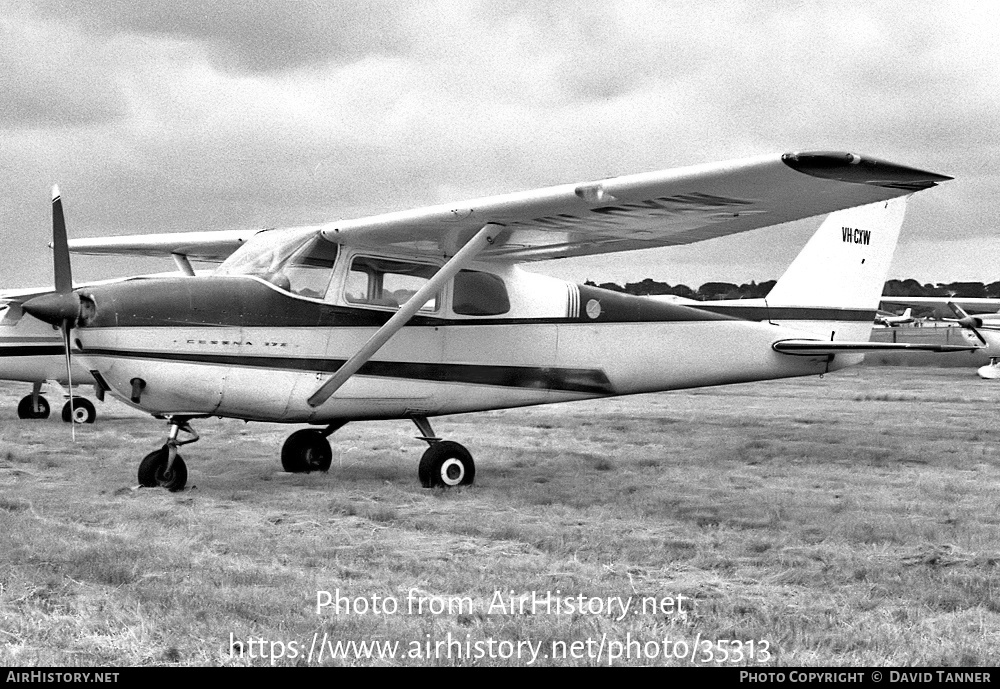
[765,196,909,342]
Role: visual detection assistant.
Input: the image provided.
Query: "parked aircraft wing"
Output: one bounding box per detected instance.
[67,229,259,262]
[321,151,950,261]
[880,296,1000,314]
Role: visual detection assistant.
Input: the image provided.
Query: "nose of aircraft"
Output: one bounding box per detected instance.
[22,291,89,326]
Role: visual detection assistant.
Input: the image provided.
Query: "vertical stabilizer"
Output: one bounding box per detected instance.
[765,197,908,341]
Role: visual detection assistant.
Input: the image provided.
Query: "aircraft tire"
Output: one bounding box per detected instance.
[61,398,97,424]
[281,429,333,473]
[418,441,475,488]
[17,395,50,419]
[138,445,188,491]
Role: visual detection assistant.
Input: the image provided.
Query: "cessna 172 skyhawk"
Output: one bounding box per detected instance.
[18,151,966,491]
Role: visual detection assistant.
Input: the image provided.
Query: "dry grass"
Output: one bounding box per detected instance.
[1,366,999,666]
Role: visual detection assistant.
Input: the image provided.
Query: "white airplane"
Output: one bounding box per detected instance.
[880,296,1000,378]
[0,294,98,421]
[13,151,967,491]
[875,307,914,326]
[0,234,254,422]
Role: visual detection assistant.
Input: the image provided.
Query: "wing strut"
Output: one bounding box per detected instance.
[172,252,195,277]
[307,223,504,408]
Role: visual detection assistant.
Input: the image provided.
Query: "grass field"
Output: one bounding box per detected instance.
[1,365,999,666]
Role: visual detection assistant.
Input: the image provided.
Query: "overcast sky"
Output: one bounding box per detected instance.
[1,0,998,290]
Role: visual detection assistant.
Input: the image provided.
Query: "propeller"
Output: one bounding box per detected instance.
[946,302,987,346]
[22,186,88,438]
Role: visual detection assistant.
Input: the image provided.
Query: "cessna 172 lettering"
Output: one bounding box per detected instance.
[14,151,966,491]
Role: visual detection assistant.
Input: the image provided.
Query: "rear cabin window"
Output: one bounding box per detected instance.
[345,256,439,311]
[453,270,510,316]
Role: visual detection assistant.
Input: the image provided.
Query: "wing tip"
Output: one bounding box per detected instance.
[782,151,953,190]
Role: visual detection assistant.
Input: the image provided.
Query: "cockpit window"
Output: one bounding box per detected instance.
[217,230,338,299]
[345,256,438,311]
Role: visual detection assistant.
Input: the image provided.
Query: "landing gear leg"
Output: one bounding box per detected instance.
[138,417,198,491]
[412,416,475,488]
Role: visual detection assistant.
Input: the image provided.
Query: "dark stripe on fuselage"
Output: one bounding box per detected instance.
[695,304,876,322]
[81,347,615,395]
[0,345,64,357]
[81,276,872,328]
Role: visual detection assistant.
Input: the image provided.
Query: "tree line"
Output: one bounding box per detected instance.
[585,278,1000,301]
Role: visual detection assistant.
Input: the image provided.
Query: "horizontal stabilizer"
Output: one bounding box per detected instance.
[772,340,978,356]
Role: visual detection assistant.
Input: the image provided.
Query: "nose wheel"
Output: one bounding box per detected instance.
[138,417,198,491]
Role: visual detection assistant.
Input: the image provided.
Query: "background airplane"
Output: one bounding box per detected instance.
[13,151,964,492]
[875,308,915,327]
[0,289,99,421]
[879,296,1000,378]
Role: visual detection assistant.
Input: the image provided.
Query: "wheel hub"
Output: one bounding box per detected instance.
[440,458,465,485]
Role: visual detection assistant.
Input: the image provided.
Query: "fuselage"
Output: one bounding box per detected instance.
[67,258,857,424]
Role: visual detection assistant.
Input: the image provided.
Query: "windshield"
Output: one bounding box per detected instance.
[216,227,339,299]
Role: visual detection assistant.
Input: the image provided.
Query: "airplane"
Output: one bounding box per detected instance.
[11,151,969,492]
[0,294,98,422]
[880,296,1000,378]
[0,234,253,422]
[874,307,914,327]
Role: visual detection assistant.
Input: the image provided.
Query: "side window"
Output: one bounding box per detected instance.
[345,256,439,311]
[453,270,510,316]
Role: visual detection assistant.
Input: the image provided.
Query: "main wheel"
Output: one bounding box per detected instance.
[418,441,475,488]
[61,398,97,424]
[17,395,49,419]
[281,429,333,473]
[137,445,188,491]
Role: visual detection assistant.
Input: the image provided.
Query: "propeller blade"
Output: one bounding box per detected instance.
[62,322,76,441]
[947,302,987,346]
[52,186,73,295]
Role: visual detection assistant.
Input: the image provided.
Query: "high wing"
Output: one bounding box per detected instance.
[320,151,950,261]
[59,152,948,264]
[68,229,259,262]
[881,296,1000,315]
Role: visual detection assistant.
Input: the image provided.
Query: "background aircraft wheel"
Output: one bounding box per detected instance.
[137,445,188,491]
[418,441,475,488]
[61,398,97,424]
[17,395,49,419]
[281,429,333,473]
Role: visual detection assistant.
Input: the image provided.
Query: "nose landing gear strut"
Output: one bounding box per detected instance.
[137,416,199,491]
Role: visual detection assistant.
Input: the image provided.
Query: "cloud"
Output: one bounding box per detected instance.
[0,10,127,128]
[31,0,417,73]
[1,0,999,290]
